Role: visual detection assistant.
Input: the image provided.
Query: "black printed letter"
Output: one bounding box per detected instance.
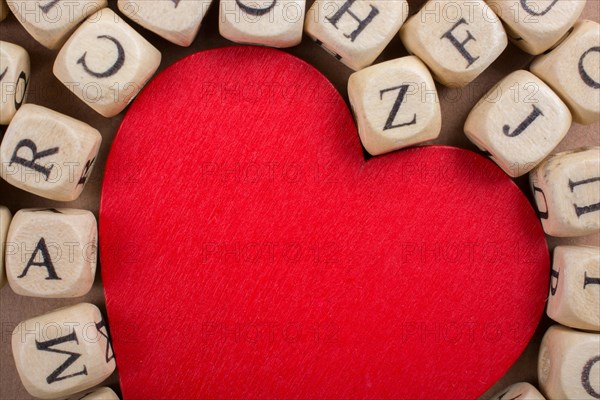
[569,177,600,217]
[236,0,276,16]
[380,85,417,130]
[441,19,480,68]
[584,271,600,289]
[78,157,96,186]
[579,47,600,89]
[18,238,61,280]
[326,0,379,42]
[532,185,549,219]
[497,389,523,400]
[581,355,600,398]
[95,318,115,363]
[520,0,558,16]
[77,36,125,78]
[36,332,88,384]
[38,0,60,14]
[503,105,544,137]
[14,71,29,110]
[10,139,59,181]
[550,265,559,296]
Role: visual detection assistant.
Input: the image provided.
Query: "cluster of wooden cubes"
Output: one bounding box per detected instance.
[1,2,125,396]
[497,244,600,400]
[1,0,599,398]
[0,206,119,398]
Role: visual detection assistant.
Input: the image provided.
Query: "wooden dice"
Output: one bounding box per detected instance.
[530,147,600,237]
[348,56,441,155]
[0,41,29,125]
[0,104,101,201]
[0,206,11,288]
[5,208,97,298]
[464,70,571,177]
[531,20,600,125]
[119,0,213,47]
[538,325,600,400]
[80,387,120,399]
[53,8,161,117]
[220,0,304,48]
[548,246,600,331]
[400,0,507,87]
[487,0,585,55]
[7,0,106,49]
[305,0,408,70]
[12,303,116,399]
[491,382,546,400]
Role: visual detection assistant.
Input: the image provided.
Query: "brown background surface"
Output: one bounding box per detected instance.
[0,0,599,398]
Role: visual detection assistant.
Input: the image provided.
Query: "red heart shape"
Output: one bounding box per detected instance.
[100,47,549,399]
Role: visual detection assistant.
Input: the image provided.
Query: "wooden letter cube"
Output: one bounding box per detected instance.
[119,0,213,47]
[399,0,507,87]
[486,0,585,55]
[0,104,101,201]
[548,245,600,331]
[53,8,161,117]
[305,0,409,71]
[7,0,106,49]
[0,205,11,288]
[348,56,441,156]
[538,325,600,400]
[80,387,120,399]
[490,382,546,400]
[464,69,571,177]
[6,208,97,298]
[530,147,600,237]
[0,41,30,125]
[530,20,600,125]
[12,303,116,399]
[220,0,305,48]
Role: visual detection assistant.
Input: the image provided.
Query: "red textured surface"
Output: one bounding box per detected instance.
[100,46,549,400]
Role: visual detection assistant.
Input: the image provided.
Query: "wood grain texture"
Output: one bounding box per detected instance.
[348,56,441,156]
[6,208,97,298]
[488,382,546,400]
[547,245,600,331]
[464,70,572,177]
[530,19,600,125]
[80,387,120,399]
[0,205,11,288]
[220,0,305,48]
[53,8,162,118]
[0,40,29,125]
[305,0,408,71]
[486,0,586,56]
[529,147,600,237]
[538,325,600,399]
[1,1,598,399]
[100,46,549,400]
[11,303,115,399]
[119,0,213,47]
[0,104,102,201]
[400,0,507,88]
[6,0,106,50]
